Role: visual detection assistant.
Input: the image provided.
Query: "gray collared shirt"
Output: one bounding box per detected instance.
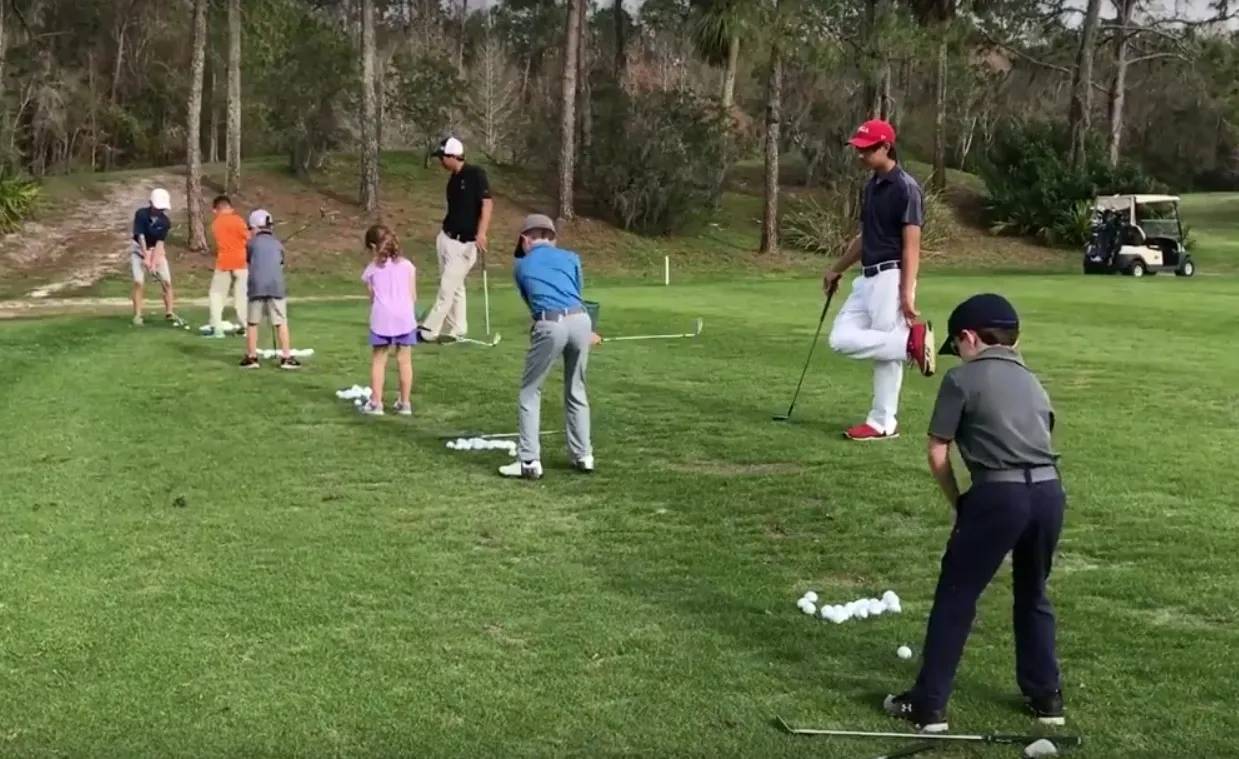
[928,346,1059,475]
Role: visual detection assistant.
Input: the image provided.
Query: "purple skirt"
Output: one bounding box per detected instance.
[370,331,417,347]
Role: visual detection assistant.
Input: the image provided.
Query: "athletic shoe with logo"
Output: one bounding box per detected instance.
[280,356,302,371]
[573,455,595,474]
[499,460,543,480]
[844,423,899,441]
[393,401,414,416]
[1026,691,1066,726]
[907,321,936,377]
[132,315,144,326]
[239,355,260,370]
[882,692,949,734]
[358,401,384,416]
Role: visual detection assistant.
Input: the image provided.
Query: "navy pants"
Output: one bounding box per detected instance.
[910,479,1066,712]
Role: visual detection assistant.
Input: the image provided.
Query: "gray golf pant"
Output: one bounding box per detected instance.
[519,312,592,462]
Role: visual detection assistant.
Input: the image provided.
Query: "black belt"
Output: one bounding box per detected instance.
[971,466,1059,484]
[862,261,900,277]
[533,306,585,322]
[443,230,476,243]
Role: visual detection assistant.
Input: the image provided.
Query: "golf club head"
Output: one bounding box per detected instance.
[772,414,792,422]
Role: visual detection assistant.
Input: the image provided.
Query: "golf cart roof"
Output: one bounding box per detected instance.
[1094,194,1181,210]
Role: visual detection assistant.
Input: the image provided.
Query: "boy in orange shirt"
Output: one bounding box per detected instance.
[209,195,250,337]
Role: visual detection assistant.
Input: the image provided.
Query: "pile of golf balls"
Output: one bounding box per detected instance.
[259,348,314,359]
[445,437,517,456]
[796,589,903,624]
[199,320,242,335]
[336,385,373,406]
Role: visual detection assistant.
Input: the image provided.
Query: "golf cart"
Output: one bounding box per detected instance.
[1082,194,1196,277]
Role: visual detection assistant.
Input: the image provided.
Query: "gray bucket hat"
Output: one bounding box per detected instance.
[520,214,557,236]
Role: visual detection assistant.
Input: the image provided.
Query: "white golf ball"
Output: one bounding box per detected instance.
[897,645,913,660]
[801,602,816,616]
[868,599,885,615]
[354,399,363,407]
[803,591,818,604]
[855,605,869,620]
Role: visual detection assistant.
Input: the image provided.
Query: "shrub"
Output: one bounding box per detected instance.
[587,88,736,234]
[783,188,958,256]
[978,120,1156,246]
[0,175,40,233]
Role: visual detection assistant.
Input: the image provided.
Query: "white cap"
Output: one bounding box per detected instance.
[433,137,464,158]
[248,209,273,229]
[150,188,171,211]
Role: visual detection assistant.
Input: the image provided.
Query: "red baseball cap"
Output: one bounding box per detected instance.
[848,119,896,149]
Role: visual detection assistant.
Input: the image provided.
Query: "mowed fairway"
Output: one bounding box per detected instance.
[2,273,1237,758]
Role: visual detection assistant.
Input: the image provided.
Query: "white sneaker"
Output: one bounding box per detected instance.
[132,315,144,326]
[393,401,413,416]
[499,460,543,480]
[574,455,595,474]
[358,402,384,416]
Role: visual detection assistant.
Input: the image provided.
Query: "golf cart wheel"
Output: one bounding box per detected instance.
[1129,260,1147,277]
[1177,258,1196,278]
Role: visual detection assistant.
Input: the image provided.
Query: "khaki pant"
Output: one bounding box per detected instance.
[419,231,477,340]
[248,297,287,327]
[208,269,248,329]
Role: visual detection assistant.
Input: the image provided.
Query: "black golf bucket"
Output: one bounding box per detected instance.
[584,300,600,332]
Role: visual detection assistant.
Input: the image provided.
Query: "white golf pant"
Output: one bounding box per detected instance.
[420,232,477,339]
[827,268,909,434]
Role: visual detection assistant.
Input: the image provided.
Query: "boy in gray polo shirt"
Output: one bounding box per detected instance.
[241,209,300,370]
[883,293,1066,733]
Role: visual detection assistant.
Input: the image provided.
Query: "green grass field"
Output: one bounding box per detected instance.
[3,272,1237,757]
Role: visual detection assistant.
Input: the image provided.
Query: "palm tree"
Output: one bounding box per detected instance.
[690,0,757,109]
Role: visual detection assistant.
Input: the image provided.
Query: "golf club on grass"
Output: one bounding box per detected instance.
[600,318,703,343]
[439,430,562,440]
[775,717,1083,751]
[450,334,502,347]
[772,291,834,422]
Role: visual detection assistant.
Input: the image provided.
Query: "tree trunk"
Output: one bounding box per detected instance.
[111,21,127,106]
[360,0,380,212]
[186,0,209,252]
[613,0,625,78]
[226,0,242,194]
[557,0,583,222]
[759,21,782,255]
[1068,0,1103,170]
[577,4,591,177]
[1,2,9,171]
[208,61,219,164]
[931,30,948,190]
[458,0,468,76]
[721,33,740,109]
[1106,0,1135,168]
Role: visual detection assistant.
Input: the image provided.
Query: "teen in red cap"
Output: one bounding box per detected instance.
[822,119,936,441]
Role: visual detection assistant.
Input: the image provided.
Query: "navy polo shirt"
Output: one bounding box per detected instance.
[860,166,924,267]
[132,206,171,250]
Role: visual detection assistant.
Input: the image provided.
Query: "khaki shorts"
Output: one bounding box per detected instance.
[248,298,288,327]
[131,252,172,285]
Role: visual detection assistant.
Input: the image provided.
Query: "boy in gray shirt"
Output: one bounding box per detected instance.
[883,293,1065,733]
[241,209,300,370]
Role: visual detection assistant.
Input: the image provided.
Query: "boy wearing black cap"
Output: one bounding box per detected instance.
[884,293,1066,733]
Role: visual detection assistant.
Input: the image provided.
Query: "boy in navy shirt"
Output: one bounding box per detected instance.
[131,188,176,326]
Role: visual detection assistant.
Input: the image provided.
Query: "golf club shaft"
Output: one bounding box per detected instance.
[778,292,834,418]
[784,727,1078,746]
[483,268,491,337]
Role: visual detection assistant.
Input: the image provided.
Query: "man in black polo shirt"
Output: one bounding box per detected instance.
[418,136,493,342]
[822,119,935,441]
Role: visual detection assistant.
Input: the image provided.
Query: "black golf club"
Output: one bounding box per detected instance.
[772,290,835,422]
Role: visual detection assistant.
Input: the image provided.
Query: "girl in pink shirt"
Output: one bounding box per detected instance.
[360,225,417,416]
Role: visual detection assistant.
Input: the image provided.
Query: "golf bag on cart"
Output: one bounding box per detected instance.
[1083,208,1124,273]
